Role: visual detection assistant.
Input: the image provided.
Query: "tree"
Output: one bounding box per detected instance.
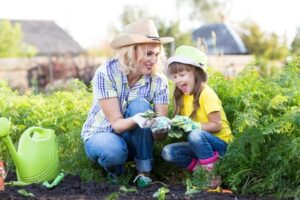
[155,19,192,56]
[290,27,300,56]
[239,21,289,75]
[240,22,288,61]
[119,5,148,26]
[0,20,36,58]
[178,0,233,23]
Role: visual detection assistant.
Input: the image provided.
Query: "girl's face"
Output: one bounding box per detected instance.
[171,69,195,95]
[135,44,161,75]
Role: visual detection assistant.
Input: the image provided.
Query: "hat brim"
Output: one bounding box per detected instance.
[167,55,205,69]
[111,34,174,49]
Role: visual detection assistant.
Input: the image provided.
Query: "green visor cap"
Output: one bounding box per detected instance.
[167,45,207,71]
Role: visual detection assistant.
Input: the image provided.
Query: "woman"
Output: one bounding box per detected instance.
[81,19,173,188]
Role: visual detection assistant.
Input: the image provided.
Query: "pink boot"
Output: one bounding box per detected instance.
[187,158,198,172]
[199,151,221,189]
[187,151,219,172]
[198,151,219,172]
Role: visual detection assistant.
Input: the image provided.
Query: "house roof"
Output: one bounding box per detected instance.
[6,19,85,56]
[192,23,247,55]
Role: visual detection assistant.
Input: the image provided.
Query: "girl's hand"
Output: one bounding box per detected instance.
[171,115,201,132]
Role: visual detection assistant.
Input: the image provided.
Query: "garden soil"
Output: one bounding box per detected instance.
[0,173,273,200]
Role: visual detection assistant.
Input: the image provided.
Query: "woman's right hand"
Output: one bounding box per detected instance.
[132,113,154,128]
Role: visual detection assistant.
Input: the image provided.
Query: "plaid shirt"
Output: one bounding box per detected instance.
[81,59,169,141]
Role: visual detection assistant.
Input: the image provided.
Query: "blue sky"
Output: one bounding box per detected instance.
[0,0,299,48]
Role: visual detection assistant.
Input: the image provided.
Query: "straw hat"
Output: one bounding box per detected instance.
[167,45,208,71]
[110,19,174,49]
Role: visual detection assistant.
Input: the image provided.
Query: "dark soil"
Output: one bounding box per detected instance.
[0,173,271,200]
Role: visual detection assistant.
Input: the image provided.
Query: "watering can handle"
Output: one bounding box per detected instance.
[42,172,65,189]
[25,127,54,139]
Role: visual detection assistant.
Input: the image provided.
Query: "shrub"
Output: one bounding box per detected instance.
[212,59,300,199]
[0,59,299,198]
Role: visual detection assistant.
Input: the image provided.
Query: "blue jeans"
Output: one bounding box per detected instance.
[84,98,154,175]
[162,129,227,168]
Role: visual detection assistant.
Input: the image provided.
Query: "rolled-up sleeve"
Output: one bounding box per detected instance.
[153,78,169,105]
[93,67,117,99]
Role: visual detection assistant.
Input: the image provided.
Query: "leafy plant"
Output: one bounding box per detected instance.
[119,185,137,194]
[104,192,119,200]
[185,178,200,197]
[0,57,299,199]
[212,58,300,198]
[152,187,170,200]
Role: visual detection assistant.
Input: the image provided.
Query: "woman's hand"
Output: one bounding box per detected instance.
[132,113,155,128]
[151,116,172,140]
[151,116,171,133]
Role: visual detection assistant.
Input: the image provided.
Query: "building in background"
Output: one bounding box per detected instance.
[193,22,252,78]
[0,19,101,91]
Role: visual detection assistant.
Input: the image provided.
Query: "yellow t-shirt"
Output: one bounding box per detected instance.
[180,85,233,143]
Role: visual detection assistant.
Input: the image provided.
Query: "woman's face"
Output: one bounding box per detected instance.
[171,69,195,95]
[135,44,161,75]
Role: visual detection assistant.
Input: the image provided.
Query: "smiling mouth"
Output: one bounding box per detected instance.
[179,84,189,93]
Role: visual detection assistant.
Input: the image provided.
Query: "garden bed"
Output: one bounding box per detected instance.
[0,173,272,200]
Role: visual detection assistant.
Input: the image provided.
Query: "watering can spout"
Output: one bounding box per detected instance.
[0,117,11,138]
[0,117,20,167]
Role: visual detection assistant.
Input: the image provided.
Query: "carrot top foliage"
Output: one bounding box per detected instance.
[0,58,299,199]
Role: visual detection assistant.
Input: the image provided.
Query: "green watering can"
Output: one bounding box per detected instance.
[0,117,60,184]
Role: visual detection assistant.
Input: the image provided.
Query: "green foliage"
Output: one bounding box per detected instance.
[0,79,102,180]
[240,22,289,61]
[104,192,119,200]
[191,168,210,191]
[179,0,232,23]
[184,178,200,197]
[17,189,35,197]
[155,19,192,56]
[0,20,37,58]
[210,58,300,198]
[119,185,137,194]
[152,187,169,200]
[291,27,300,56]
[119,5,147,26]
[0,58,299,199]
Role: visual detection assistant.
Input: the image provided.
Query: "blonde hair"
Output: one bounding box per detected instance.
[115,44,166,75]
[168,63,207,118]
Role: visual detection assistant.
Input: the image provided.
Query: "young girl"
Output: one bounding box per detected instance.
[162,45,233,184]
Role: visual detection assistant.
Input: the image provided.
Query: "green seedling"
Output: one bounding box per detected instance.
[119,185,137,194]
[104,192,119,200]
[185,178,200,197]
[141,110,159,119]
[153,187,170,200]
[17,189,35,197]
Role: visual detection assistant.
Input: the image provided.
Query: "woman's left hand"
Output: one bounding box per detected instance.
[151,116,171,140]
